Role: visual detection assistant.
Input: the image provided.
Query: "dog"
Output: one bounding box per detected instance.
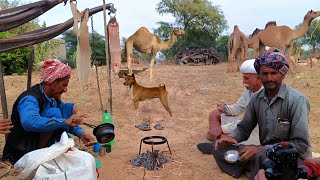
[123,73,172,117]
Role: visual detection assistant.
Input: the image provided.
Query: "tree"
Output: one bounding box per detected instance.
[296,19,320,53]
[215,35,229,61]
[62,30,78,67]
[156,0,227,57]
[62,30,107,68]
[0,0,53,74]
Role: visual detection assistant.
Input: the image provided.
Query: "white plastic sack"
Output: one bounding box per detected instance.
[14,132,97,180]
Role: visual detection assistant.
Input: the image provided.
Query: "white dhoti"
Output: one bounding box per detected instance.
[220,113,260,146]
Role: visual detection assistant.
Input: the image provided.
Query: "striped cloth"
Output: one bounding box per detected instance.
[40,59,71,84]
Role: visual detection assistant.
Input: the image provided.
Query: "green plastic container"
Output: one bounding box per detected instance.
[101,110,115,152]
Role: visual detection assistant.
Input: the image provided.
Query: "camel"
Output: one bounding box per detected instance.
[254,10,320,54]
[264,21,277,29]
[227,25,248,72]
[125,27,185,79]
[247,22,277,58]
[247,28,261,58]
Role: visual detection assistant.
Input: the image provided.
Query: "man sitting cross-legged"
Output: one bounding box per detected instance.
[204,59,263,147]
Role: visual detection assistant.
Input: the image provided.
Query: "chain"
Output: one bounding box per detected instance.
[91,16,104,112]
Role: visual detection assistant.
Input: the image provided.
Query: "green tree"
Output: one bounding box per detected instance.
[153,21,185,60]
[296,19,320,53]
[215,35,229,61]
[156,0,227,58]
[1,0,52,74]
[62,30,107,67]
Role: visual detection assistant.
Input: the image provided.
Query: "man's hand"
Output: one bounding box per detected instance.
[65,113,88,126]
[79,133,95,144]
[0,119,13,134]
[215,135,238,149]
[72,105,78,114]
[239,145,264,162]
[216,102,226,113]
[254,169,267,180]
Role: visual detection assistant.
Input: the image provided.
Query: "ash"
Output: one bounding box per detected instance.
[131,150,168,170]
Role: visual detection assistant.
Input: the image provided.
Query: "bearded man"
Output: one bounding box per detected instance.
[3,59,94,163]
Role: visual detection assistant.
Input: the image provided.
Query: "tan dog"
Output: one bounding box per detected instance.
[123,73,172,117]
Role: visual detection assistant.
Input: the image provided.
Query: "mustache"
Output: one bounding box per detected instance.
[263,81,277,85]
[265,81,276,84]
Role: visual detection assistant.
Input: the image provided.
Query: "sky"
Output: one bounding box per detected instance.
[23,0,320,39]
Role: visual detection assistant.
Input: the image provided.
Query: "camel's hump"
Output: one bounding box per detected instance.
[134,27,151,34]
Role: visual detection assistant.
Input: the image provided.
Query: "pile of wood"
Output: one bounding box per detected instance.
[175,48,221,66]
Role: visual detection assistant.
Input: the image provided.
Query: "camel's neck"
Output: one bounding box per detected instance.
[292,18,312,39]
[161,34,177,50]
[247,36,258,47]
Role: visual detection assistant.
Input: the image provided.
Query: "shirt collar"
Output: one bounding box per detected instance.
[40,83,55,104]
[258,83,287,100]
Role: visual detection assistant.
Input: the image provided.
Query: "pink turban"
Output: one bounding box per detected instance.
[40,59,72,84]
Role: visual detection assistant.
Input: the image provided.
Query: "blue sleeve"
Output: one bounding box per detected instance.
[59,102,74,119]
[18,96,67,132]
[70,126,85,137]
[59,102,84,137]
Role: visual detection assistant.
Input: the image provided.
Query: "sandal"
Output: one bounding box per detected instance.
[197,143,213,154]
[154,123,164,130]
[135,122,151,131]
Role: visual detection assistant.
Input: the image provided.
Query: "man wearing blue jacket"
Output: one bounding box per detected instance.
[3,59,94,163]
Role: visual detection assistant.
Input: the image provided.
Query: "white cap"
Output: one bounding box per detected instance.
[240,59,257,74]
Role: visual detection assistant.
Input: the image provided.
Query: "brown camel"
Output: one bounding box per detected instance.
[254,10,320,53]
[125,27,185,79]
[247,22,277,58]
[247,28,261,58]
[227,25,248,72]
[264,21,277,29]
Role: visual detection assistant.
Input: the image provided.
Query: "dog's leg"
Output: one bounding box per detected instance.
[160,94,172,117]
[133,101,139,124]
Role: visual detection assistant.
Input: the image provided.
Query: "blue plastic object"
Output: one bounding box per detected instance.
[93,142,102,153]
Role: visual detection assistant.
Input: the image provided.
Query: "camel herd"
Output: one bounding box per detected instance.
[124,9,320,78]
[228,10,320,72]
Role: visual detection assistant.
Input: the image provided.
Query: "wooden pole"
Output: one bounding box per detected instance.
[0,54,8,140]
[27,46,35,89]
[0,54,8,119]
[103,0,113,113]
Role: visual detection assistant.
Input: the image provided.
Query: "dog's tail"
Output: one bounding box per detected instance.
[158,83,166,89]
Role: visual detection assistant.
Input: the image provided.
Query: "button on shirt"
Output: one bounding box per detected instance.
[17,84,84,137]
[230,84,310,158]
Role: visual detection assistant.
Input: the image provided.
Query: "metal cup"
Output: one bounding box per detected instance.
[99,146,106,156]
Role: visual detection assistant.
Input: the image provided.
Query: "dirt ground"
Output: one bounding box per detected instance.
[0,62,319,180]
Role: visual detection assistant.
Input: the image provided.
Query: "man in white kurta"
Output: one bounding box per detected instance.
[207,59,262,145]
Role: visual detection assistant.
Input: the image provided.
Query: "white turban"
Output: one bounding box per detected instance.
[240,59,257,74]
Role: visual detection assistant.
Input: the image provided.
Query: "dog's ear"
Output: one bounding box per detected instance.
[132,73,135,77]
[124,72,127,77]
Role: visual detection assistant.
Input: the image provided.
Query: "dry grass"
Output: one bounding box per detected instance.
[0,62,319,180]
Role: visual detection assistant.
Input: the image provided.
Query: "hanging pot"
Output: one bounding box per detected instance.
[83,122,115,144]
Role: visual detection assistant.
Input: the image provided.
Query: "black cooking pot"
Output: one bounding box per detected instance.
[83,122,115,144]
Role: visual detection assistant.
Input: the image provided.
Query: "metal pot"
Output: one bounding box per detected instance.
[83,122,115,144]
